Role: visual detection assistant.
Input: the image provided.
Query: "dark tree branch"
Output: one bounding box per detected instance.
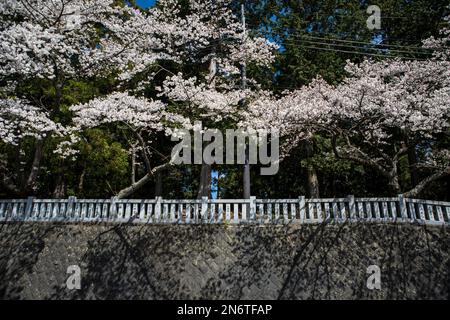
[403,166,450,198]
[116,162,172,199]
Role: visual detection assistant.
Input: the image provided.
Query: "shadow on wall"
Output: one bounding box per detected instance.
[0,222,449,299]
[0,222,55,299]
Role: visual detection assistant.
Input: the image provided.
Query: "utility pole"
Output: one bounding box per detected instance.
[241,4,251,199]
[197,1,217,199]
[241,4,247,90]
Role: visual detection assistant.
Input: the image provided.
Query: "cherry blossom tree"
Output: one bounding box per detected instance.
[0,0,167,194]
[3,0,446,199]
[0,0,277,197]
[66,92,190,198]
[422,15,450,60]
[326,58,449,195]
[0,98,62,145]
[245,63,449,196]
[244,21,450,196]
[240,79,328,197]
[57,0,278,199]
[151,0,278,198]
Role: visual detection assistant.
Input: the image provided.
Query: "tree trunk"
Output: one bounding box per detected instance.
[307,165,320,198]
[197,163,211,199]
[387,160,402,194]
[24,139,45,194]
[388,174,402,194]
[155,171,162,197]
[131,145,136,185]
[78,167,86,194]
[53,175,67,198]
[16,142,25,187]
[217,170,221,199]
[243,146,251,199]
[305,134,320,198]
[407,143,419,187]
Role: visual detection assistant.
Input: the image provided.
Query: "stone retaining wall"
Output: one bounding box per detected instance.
[0,222,448,299]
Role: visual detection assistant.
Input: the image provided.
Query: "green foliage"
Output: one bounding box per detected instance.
[72,128,130,197]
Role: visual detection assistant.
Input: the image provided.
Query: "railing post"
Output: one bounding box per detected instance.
[299,196,305,222]
[398,194,407,221]
[110,196,118,220]
[250,196,256,221]
[68,196,77,218]
[348,195,356,221]
[201,196,208,223]
[155,196,162,222]
[25,196,35,219]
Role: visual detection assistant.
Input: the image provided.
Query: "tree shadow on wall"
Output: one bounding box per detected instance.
[199,222,344,299]
[200,222,450,300]
[0,222,55,299]
[48,223,228,299]
[349,223,450,300]
[1,220,448,300]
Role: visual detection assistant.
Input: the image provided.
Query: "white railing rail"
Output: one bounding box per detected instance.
[0,195,449,226]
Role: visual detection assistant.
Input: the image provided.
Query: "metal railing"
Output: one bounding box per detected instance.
[0,195,449,225]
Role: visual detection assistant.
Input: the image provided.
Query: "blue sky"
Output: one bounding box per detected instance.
[136,0,156,8]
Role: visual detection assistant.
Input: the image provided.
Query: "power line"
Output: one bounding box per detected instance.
[249,11,426,20]
[190,35,417,53]
[245,22,450,46]
[280,38,430,56]
[278,33,439,50]
[152,30,438,61]
[191,36,430,60]
[282,43,428,60]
